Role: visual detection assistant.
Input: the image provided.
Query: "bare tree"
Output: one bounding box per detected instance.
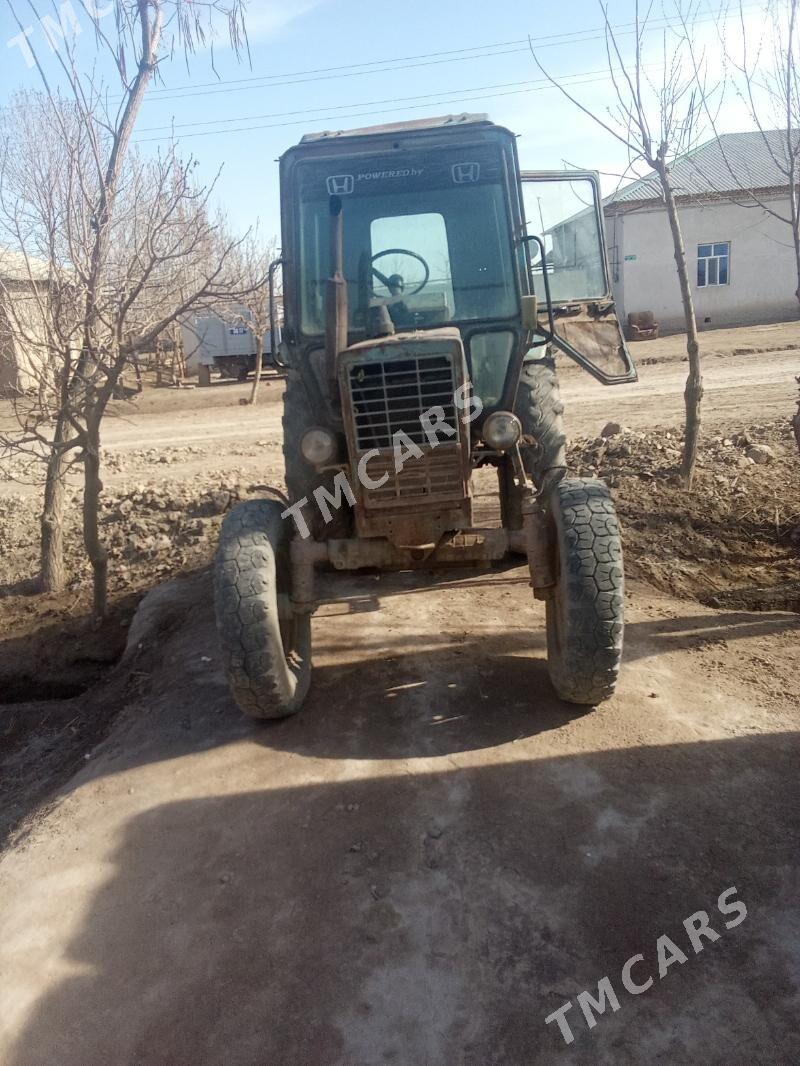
[0,93,251,611]
[0,91,90,593]
[225,230,280,406]
[532,1,712,486]
[0,0,248,611]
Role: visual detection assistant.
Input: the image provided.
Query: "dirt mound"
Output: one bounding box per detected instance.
[0,478,247,595]
[0,474,273,663]
[0,475,264,768]
[569,419,799,610]
[0,570,229,850]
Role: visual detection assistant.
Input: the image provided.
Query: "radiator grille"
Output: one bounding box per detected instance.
[348,351,458,451]
[345,347,465,508]
[360,445,463,503]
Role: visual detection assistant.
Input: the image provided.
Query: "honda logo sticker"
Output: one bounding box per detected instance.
[326,174,355,195]
[452,162,480,184]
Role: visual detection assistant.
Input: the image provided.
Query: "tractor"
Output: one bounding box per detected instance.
[213,113,637,718]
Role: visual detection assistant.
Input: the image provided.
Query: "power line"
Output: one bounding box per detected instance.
[139,5,744,104]
[143,38,532,96]
[138,70,614,134]
[134,73,620,144]
[145,46,532,102]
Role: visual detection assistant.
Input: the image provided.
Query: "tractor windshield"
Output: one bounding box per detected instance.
[295,142,518,335]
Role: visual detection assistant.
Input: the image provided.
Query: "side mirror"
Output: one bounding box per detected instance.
[521,294,538,331]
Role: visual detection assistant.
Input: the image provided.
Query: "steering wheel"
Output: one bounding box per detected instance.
[370,248,430,297]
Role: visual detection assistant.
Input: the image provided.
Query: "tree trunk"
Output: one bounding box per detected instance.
[174,326,187,382]
[248,332,265,405]
[83,410,108,621]
[40,418,68,593]
[658,164,703,487]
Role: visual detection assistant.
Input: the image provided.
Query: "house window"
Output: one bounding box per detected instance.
[697,242,730,287]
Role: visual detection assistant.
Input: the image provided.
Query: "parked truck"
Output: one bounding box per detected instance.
[182,308,282,384]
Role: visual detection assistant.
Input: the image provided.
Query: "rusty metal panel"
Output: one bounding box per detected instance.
[339,332,473,545]
[360,444,464,505]
[356,503,473,546]
[550,310,636,383]
[325,528,511,570]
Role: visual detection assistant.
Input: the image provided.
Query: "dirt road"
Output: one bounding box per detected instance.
[1,343,796,506]
[0,567,798,1064]
[1,328,798,1063]
[560,347,799,434]
[92,347,800,459]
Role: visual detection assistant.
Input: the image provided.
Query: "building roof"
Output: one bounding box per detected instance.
[0,248,51,282]
[605,129,798,207]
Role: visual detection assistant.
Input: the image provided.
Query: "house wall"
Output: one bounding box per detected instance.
[606,195,799,332]
[0,279,49,395]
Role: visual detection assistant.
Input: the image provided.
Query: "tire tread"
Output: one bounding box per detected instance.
[546,478,624,705]
[213,498,310,719]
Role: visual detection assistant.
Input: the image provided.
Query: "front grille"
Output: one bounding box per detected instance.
[344,347,465,509]
[360,445,463,503]
[348,351,458,450]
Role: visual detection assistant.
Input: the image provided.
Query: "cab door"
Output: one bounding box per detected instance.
[520,170,636,384]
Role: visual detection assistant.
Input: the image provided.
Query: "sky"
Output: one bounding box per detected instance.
[0,0,776,242]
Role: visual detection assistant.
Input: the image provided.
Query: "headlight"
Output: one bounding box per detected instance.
[300,427,337,465]
[483,411,522,452]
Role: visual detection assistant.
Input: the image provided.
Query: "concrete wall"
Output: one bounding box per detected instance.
[606,195,799,332]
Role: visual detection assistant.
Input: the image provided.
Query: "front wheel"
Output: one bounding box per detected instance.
[545,478,624,705]
[500,358,567,531]
[214,498,311,718]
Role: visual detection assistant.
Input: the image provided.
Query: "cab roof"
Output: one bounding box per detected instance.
[298,113,492,143]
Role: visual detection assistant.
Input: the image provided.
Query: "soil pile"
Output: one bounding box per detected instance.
[570,418,799,609]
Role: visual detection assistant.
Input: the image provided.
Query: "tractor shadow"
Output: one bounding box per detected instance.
[254,565,799,762]
[7,563,795,846]
[87,566,800,773]
[5,731,800,1065]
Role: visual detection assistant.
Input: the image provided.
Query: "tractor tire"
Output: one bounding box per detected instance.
[516,357,567,493]
[282,369,351,539]
[545,477,624,705]
[214,498,311,719]
[500,357,567,530]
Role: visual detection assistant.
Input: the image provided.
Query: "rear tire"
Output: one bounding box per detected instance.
[545,478,624,705]
[214,498,311,719]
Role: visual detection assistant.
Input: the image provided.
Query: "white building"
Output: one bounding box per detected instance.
[604,130,800,334]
